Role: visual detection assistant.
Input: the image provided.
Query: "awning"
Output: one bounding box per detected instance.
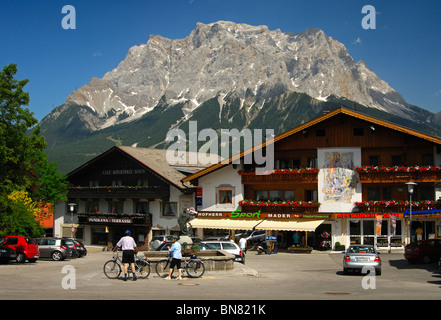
[189,218,261,230]
[257,219,324,232]
[189,218,324,232]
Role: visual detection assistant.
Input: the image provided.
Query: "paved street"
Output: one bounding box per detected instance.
[0,249,440,302]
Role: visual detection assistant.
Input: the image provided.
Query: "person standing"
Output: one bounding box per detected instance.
[113,230,138,281]
[239,236,247,254]
[166,236,182,280]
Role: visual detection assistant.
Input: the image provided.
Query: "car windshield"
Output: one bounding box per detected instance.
[205,242,221,249]
[349,246,376,254]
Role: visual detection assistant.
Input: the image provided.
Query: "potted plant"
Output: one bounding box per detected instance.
[334,242,345,251]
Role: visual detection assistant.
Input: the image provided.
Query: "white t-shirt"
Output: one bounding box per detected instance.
[117,236,137,251]
[239,238,247,249]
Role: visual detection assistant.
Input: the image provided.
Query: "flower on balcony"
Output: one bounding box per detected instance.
[239,199,320,207]
[77,212,149,217]
[354,200,438,207]
[238,167,319,175]
[69,185,156,190]
[354,165,441,173]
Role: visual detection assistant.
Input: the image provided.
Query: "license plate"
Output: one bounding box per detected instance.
[355,257,368,261]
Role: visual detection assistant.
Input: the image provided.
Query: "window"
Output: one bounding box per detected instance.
[135,202,149,214]
[308,157,317,168]
[292,159,301,168]
[216,185,235,206]
[219,190,233,204]
[255,191,294,202]
[137,179,148,187]
[305,190,318,202]
[109,201,123,214]
[368,188,381,201]
[276,160,290,169]
[256,191,268,201]
[420,187,433,201]
[86,201,99,213]
[269,191,283,202]
[162,202,177,217]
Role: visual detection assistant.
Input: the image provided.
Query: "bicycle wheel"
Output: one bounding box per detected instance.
[155,259,170,278]
[135,259,151,279]
[185,260,205,278]
[103,260,121,279]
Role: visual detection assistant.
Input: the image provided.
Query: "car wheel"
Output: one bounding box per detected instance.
[422,255,431,264]
[52,251,64,261]
[16,253,26,263]
[376,269,382,276]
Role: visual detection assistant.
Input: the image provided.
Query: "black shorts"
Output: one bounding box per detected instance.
[170,258,181,269]
[122,250,135,263]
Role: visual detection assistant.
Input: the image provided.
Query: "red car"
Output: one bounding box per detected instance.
[404,239,441,264]
[0,236,40,263]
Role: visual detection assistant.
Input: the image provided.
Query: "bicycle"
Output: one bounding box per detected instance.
[103,250,151,279]
[155,253,205,278]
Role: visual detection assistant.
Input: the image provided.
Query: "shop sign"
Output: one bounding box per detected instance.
[404,207,441,215]
[87,216,133,224]
[231,210,261,218]
[336,213,396,219]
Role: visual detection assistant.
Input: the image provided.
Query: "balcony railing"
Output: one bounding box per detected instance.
[68,185,168,200]
[238,168,318,184]
[239,200,320,214]
[354,200,441,214]
[355,166,441,183]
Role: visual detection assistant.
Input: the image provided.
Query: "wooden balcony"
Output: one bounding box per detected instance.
[356,166,441,183]
[239,169,318,184]
[355,201,441,215]
[68,185,168,200]
[240,203,320,214]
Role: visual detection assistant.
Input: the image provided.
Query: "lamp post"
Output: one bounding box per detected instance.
[68,202,77,238]
[405,182,417,244]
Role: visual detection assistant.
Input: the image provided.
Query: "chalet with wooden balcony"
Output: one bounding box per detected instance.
[183,107,441,250]
[54,146,202,248]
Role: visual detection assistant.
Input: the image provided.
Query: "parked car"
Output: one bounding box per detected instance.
[0,235,39,263]
[343,245,381,275]
[155,241,212,252]
[235,230,266,243]
[66,238,87,257]
[404,239,441,264]
[0,245,16,263]
[35,238,72,261]
[150,235,175,250]
[62,238,79,258]
[202,240,245,264]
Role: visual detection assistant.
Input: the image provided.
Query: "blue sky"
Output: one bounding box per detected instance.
[1,0,440,121]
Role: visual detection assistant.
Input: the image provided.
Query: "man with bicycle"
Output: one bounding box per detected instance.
[113,230,138,281]
[165,236,182,280]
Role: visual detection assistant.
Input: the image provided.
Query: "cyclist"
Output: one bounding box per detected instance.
[113,230,138,281]
[165,236,182,280]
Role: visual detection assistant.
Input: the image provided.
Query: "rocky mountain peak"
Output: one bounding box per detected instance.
[46,21,419,132]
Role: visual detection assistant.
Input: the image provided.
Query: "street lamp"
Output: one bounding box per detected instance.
[68,202,77,238]
[405,182,417,244]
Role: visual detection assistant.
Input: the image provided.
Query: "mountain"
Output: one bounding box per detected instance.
[40,21,440,173]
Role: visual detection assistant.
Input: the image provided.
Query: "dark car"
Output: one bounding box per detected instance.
[66,238,87,257]
[0,245,16,263]
[61,238,78,258]
[0,235,39,263]
[404,239,441,264]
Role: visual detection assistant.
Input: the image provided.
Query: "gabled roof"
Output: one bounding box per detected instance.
[68,146,189,190]
[182,107,441,183]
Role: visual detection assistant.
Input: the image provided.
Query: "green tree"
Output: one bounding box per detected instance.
[0,63,67,235]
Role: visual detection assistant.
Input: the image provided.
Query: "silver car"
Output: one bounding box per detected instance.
[35,238,72,261]
[201,241,245,264]
[343,245,381,275]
